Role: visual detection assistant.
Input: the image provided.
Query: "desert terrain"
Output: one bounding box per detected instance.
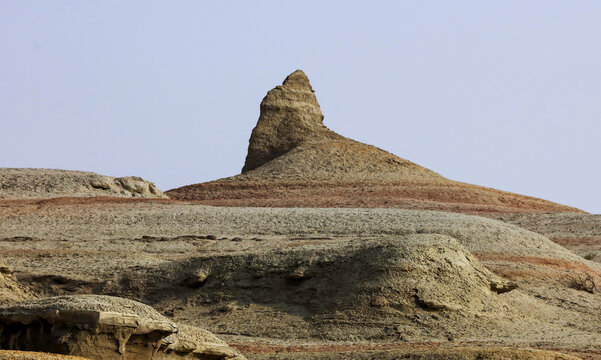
[166,71,581,215]
[1,71,600,360]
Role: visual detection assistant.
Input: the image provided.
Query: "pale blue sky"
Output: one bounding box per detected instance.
[1,1,600,213]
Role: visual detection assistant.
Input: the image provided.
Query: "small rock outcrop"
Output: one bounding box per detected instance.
[0,295,245,360]
[242,70,341,172]
[0,169,168,199]
[0,264,32,305]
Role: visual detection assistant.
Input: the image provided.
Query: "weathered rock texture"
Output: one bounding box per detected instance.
[242,70,341,172]
[116,235,520,337]
[0,263,32,305]
[0,295,245,360]
[168,71,582,214]
[0,204,582,260]
[0,169,167,199]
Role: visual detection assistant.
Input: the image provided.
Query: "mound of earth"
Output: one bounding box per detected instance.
[0,295,245,360]
[167,70,581,214]
[0,350,91,360]
[0,263,32,305]
[0,168,167,199]
[110,235,521,341]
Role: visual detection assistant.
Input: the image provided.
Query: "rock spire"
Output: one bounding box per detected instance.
[242,70,340,172]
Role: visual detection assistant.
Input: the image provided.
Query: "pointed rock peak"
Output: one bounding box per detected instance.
[241,70,339,173]
[281,70,313,91]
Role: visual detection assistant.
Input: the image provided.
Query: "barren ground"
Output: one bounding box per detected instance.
[1,198,600,359]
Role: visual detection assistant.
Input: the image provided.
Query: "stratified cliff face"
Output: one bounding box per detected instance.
[242,70,341,172]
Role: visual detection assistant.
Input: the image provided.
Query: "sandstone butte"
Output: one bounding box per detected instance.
[167,70,582,214]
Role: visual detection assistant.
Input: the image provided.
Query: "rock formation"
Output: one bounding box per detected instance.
[0,263,32,305]
[242,70,341,172]
[0,295,245,360]
[167,70,582,214]
[0,70,597,360]
[0,169,167,199]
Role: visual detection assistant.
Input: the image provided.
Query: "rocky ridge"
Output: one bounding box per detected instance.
[1,202,600,351]
[0,70,598,360]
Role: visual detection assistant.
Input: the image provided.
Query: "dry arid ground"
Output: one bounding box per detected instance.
[167,71,581,215]
[1,71,599,360]
[1,199,600,359]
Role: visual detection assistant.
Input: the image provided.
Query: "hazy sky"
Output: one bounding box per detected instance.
[1,1,600,213]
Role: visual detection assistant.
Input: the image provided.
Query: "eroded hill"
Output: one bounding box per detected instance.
[167,70,581,214]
